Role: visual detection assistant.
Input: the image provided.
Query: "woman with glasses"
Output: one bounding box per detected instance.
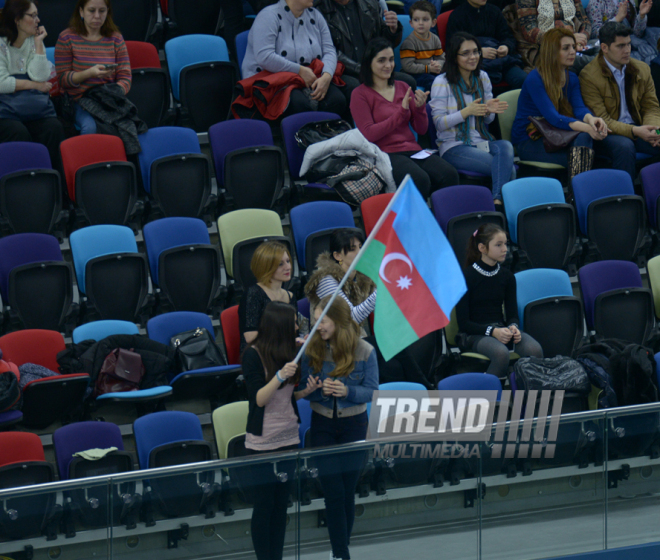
[512,27,607,177]
[350,37,459,199]
[0,0,65,167]
[429,32,514,206]
[55,0,130,135]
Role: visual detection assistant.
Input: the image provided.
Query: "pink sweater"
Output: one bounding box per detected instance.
[350,81,428,154]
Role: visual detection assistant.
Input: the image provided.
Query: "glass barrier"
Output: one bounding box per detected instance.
[1,404,660,560]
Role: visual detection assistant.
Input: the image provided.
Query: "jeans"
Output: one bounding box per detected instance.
[465,332,543,377]
[515,132,592,167]
[245,445,297,560]
[75,104,97,135]
[442,140,516,200]
[413,72,438,91]
[594,133,660,182]
[502,65,528,89]
[388,151,459,198]
[311,411,368,560]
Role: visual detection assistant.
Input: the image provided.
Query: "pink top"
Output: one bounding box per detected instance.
[245,383,299,451]
[350,81,428,154]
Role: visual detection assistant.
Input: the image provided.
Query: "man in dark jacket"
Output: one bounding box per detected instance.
[446,0,527,87]
[315,0,416,103]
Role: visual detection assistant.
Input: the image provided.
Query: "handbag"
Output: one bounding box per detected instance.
[170,327,227,372]
[528,116,580,153]
[514,356,591,394]
[0,74,57,122]
[326,161,385,206]
[294,119,352,149]
[94,348,145,397]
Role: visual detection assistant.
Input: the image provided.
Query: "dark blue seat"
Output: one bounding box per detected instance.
[72,320,140,344]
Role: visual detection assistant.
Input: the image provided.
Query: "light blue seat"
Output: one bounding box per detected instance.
[73,320,140,343]
[96,385,173,401]
[394,15,413,72]
[514,268,573,330]
[235,30,249,78]
[45,47,55,66]
[437,372,502,400]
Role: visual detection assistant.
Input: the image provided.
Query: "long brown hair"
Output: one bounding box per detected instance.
[536,28,575,118]
[0,0,34,45]
[69,0,119,38]
[251,301,299,386]
[306,296,360,378]
[465,223,507,266]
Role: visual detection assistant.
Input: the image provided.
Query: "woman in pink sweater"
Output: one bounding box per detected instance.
[350,37,458,198]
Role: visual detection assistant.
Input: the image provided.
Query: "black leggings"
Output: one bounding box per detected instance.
[388,151,459,198]
[283,84,347,118]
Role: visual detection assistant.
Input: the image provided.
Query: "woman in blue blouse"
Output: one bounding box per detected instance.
[511,28,608,176]
[300,295,378,560]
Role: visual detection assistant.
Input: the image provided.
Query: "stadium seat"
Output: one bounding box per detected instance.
[234,30,249,78]
[220,305,240,365]
[647,255,660,319]
[289,201,356,276]
[361,193,394,237]
[165,0,223,37]
[143,217,223,315]
[431,185,506,267]
[578,260,654,344]
[209,119,286,211]
[147,311,242,405]
[502,177,577,270]
[110,0,158,42]
[137,127,216,221]
[0,142,67,239]
[70,225,151,323]
[72,320,140,344]
[394,15,414,72]
[0,233,75,332]
[640,161,660,229]
[133,411,216,518]
[60,135,143,230]
[0,330,90,428]
[515,268,584,357]
[125,41,169,128]
[164,35,235,131]
[212,401,249,459]
[573,169,646,262]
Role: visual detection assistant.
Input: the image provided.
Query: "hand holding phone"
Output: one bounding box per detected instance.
[104,63,118,70]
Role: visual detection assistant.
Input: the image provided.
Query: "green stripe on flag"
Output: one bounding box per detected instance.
[357,238,386,279]
[373,283,418,361]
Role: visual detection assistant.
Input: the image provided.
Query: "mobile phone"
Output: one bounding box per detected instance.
[104,64,118,69]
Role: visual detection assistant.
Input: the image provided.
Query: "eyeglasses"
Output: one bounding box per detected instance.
[457,49,481,58]
[24,12,39,20]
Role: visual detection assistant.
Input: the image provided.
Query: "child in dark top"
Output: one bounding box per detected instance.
[400,1,445,91]
[242,301,322,560]
[455,223,543,378]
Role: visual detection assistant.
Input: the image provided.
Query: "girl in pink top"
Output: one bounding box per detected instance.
[350,37,458,198]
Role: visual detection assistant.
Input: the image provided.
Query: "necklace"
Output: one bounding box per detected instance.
[472,262,500,277]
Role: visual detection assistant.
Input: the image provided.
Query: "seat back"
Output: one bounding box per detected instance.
[437,372,502,399]
[111,0,157,41]
[394,15,413,71]
[496,89,521,143]
[180,62,236,131]
[53,421,125,480]
[436,10,452,47]
[147,311,214,345]
[361,193,394,236]
[138,127,201,190]
[167,0,223,37]
[501,177,565,244]
[212,401,249,459]
[0,142,51,178]
[73,320,140,344]
[0,432,45,467]
[143,217,210,285]
[224,146,284,210]
[125,42,168,128]
[648,255,660,319]
[235,30,249,78]
[125,40,161,69]
[290,201,355,271]
[164,34,230,100]
[640,161,660,228]
[281,111,342,180]
[60,135,127,201]
[0,329,65,371]
[220,305,240,365]
[70,225,138,291]
[217,209,284,278]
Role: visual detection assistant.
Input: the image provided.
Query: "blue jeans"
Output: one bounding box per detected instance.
[515,132,592,167]
[442,140,516,200]
[311,411,368,560]
[75,104,97,135]
[414,72,438,91]
[595,133,660,182]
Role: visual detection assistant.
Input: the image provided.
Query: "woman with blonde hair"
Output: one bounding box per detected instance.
[239,240,296,351]
[300,296,378,560]
[511,27,608,177]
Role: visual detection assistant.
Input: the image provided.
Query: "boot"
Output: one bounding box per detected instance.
[567,146,595,203]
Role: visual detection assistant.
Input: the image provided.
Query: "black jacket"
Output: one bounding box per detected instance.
[57,334,175,392]
[314,0,402,77]
[446,2,517,54]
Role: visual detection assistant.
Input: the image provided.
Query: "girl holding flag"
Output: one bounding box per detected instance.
[300,295,378,560]
[456,223,543,378]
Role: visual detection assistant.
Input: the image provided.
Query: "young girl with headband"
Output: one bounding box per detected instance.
[455,223,543,378]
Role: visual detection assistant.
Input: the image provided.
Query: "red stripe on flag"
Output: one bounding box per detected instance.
[377,214,449,336]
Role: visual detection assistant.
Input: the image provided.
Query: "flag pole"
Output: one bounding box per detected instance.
[293,175,412,364]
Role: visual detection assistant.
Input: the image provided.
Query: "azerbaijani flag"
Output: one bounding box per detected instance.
[355,177,467,361]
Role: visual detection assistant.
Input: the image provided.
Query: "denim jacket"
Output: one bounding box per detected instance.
[300,338,378,418]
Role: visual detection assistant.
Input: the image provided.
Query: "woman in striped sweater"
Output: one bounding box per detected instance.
[54,0,130,134]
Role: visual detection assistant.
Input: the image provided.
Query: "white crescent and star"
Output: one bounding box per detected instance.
[379,252,414,290]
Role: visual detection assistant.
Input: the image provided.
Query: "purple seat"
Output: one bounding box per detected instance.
[640,162,660,228]
[578,260,652,344]
[281,111,342,195]
[430,185,505,267]
[572,169,645,261]
[208,119,285,210]
[0,142,51,177]
[0,410,23,429]
[0,233,73,331]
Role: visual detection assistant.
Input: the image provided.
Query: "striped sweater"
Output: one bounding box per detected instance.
[400,31,444,75]
[55,29,131,100]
